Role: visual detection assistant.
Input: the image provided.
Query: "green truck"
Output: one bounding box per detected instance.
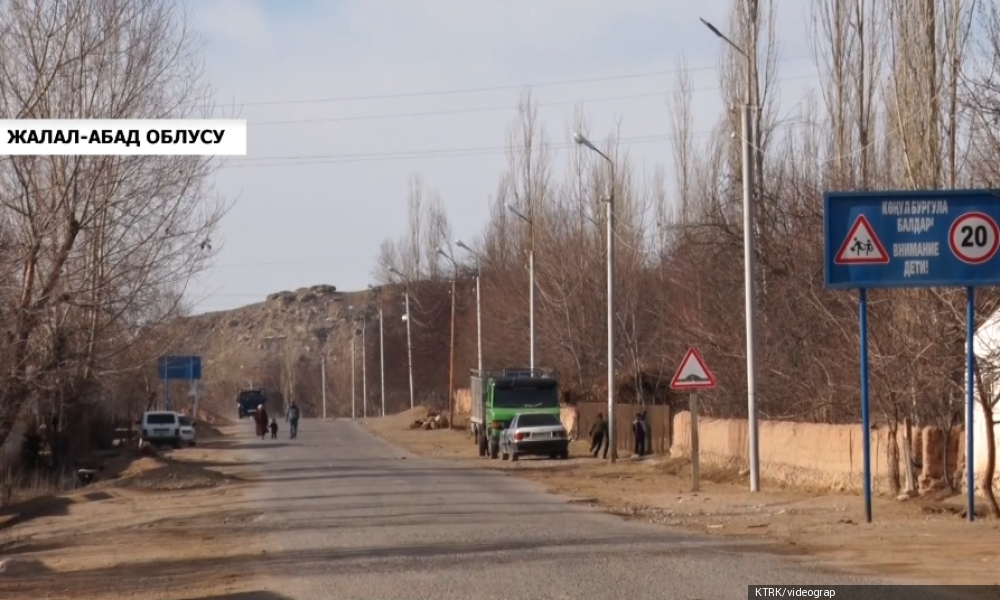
[470,368,561,459]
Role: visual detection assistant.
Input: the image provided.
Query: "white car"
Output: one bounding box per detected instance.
[141,411,182,448]
[178,415,196,447]
[500,412,569,461]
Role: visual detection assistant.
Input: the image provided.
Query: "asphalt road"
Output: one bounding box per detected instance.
[225,418,953,600]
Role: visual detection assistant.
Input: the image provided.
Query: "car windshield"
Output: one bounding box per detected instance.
[493,385,558,409]
[516,413,561,427]
[178,416,192,426]
[146,413,176,425]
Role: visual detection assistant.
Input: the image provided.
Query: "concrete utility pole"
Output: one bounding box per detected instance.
[438,247,458,428]
[701,16,761,492]
[456,239,483,373]
[505,204,535,370]
[573,131,617,463]
[321,355,327,419]
[389,266,416,410]
[351,335,356,420]
[379,306,385,417]
[362,317,368,419]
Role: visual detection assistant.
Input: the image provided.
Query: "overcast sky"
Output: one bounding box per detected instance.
[186,0,820,314]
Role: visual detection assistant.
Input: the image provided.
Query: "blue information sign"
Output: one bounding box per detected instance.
[824,189,1000,289]
[157,355,201,380]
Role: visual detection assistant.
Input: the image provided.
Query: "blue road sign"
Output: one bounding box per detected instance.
[157,355,201,380]
[824,189,1000,289]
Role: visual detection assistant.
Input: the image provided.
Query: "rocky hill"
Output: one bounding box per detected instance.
[167,280,480,420]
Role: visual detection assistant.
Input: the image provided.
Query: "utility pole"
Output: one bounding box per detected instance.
[362,317,367,419]
[448,274,457,428]
[379,306,385,417]
[573,131,617,463]
[405,292,414,409]
[321,355,327,419]
[701,16,761,492]
[351,335,356,419]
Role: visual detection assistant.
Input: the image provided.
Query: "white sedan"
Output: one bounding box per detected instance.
[500,412,569,461]
[178,415,196,447]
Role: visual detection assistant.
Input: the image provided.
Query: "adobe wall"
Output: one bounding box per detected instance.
[672,412,905,494]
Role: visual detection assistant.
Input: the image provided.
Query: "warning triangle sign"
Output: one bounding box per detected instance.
[670,348,717,391]
[834,215,889,265]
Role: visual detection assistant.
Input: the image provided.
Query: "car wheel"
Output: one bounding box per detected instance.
[489,441,499,459]
[511,452,519,462]
[548,453,557,459]
[501,449,509,460]
[189,441,197,447]
[559,451,569,460]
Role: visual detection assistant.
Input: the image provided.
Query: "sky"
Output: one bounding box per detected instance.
[186,0,821,314]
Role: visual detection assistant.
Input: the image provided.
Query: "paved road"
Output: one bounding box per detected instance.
[230,418,906,600]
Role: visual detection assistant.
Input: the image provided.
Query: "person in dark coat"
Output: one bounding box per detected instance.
[590,413,608,459]
[632,412,646,457]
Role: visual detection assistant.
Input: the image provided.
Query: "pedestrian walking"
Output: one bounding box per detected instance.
[269,419,278,439]
[254,405,269,440]
[286,401,300,439]
[590,413,608,459]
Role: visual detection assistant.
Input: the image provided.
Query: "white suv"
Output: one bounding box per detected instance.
[141,411,182,448]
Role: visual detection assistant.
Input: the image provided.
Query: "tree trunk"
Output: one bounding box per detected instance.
[887,422,902,494]
[979,395,1000,517]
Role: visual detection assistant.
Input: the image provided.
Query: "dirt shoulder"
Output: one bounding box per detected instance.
[362,408,1000,586]
[0,425,269,600]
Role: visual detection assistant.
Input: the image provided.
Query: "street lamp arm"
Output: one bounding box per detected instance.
[699,17,748,60]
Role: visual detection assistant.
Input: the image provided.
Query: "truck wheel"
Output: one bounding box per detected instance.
[478,433,487,457]
[489,440,499,459]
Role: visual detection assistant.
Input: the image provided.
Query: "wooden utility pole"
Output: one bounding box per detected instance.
[448,275,457,428]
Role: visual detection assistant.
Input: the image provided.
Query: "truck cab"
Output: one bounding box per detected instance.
[470,368,560,459]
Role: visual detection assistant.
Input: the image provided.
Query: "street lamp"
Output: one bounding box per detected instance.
[701,15,760,492]
[369,284,387,418]
[573,131,618,463]
[350,330,356,420]
[388,266,416,410]
[361,315,368,419]
[505,203,535,370]
[456,239,483,373]
[437,246,458,429]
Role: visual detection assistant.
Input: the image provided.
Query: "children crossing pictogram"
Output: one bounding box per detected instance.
[834,215,889,264]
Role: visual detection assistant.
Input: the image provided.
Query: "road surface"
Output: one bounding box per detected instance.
[229,419,906,600]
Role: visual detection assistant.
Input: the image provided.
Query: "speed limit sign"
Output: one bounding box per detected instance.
[950,212,1000,265]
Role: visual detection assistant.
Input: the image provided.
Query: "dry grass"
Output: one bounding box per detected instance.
[362,408,1000,585]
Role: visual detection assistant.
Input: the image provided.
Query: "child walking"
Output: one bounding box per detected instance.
[269,419,278,440]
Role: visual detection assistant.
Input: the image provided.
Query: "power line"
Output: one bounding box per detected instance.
[220,55,813,109]
[250,73,818,127]
[221,121,810,170]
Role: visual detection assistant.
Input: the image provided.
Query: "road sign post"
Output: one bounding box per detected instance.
[825,189,1000,523]
[157,355,202,412]
[670,348,716,493]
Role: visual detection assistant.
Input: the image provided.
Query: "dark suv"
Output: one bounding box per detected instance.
[237,389,266,419]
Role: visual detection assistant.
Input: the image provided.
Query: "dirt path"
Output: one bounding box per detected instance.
[0,428,270,600]
[362,408,1000,585]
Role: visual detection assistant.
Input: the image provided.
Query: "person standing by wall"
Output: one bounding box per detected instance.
[590,413,608,459]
